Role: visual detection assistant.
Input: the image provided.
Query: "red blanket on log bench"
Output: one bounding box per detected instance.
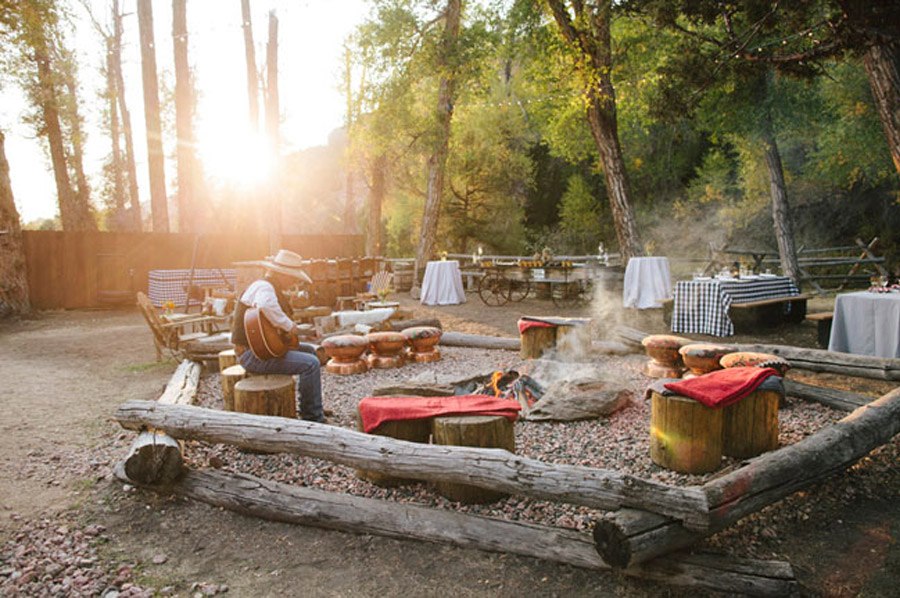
[664,366,780,409]
[358,395,521,433]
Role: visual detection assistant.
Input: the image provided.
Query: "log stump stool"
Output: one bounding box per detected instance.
[218,348,237,372]
[678,343,732,378]
[720,351,791,408]
[366,331,406,369]
[321,334,369,375]
[401,326,442,363]
[641,335,692,378]
[650,391,723,474]
[220,364,248,411]
[355,411,432,487]
[234,375,296,418]
[432,415,516,504]
[722,389,781,459]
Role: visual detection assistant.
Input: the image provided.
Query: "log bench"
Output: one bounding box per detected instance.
[805,311,834,349]
[729,294,810,331]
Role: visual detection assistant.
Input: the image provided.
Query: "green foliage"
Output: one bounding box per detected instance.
[556,173,600,253]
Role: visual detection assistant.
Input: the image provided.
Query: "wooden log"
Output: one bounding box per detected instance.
[220,364,248,411]
[123,431,183,485]
[520,325,557,359]
[440,331,520,351]
[388,317,443,332]
[114,465,797,596]
[432,415,515,503]
[218,348,237,372]
[722,389,779,459]
[114,401,711,529]
[371,384,455,397]
[593,386,900,568]
[121,360,200,485]
[782,379,871,412]
[650,392,723,474]
[355,417,432,487]
[234,375,296,418]
[613,326,900,381]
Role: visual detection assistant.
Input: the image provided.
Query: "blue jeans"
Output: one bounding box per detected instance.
[238,344,324,422]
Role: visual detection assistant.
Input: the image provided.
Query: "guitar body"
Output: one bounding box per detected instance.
[244,307,299,360]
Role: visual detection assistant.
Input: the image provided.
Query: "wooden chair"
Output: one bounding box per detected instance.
[136,292,228,361]
[355,270,394,309]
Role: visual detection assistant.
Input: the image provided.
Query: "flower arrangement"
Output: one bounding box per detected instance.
[163,300,175,315]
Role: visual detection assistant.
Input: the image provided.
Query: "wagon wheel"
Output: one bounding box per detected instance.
[478,271,510,306]
[552,280,589,308]
[507,277,531,302]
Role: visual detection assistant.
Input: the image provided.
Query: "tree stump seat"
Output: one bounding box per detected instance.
[650,391,723,474]
[366,331,406,369]
[641,334,692,378]
[233,375,295,418]
[220,364,249,411]
[678,343,732,378]
[218,348,237,372]
[321,334,369,375]
[723,388,780,459]
[401,326,442,363]
[355,414,432,487]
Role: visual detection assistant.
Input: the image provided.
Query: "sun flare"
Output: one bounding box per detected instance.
[196,123,275,187]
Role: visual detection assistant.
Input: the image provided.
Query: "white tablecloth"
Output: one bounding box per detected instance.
[828,291,900,358]
[623,257,672,309]
[148,269,236,308]
[420,260,466,306]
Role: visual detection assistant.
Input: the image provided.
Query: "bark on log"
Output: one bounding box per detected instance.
[520,326,557,359]
[782,379,871,412]
[440,331,520,351]
[113,465,796,596]
[371,384,456,397]
[432,415,515,504]
[114,401,710,529]
[157,359,201,405]
[355,417,432,487]
[613,326,900,381]
[389,317,443,332]
[650,392,723,474]
[594,386,900,568]
[220,364,247,411]
[234,375,295,418]
[722,389,780,459]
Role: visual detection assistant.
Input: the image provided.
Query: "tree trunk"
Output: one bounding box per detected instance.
[105,38,126,228]
[863,42,900,176]
[264,11,281,241]
[113,0,142,231]
[137,0,169,232]
[34,49,80,231]
[173,0,196,233]
[0,129,30,317]
[367,154,385,256]
[343,46,357,234]
[415,0,461,275]
[546,0,643,261]
[241,0,259,133]
[61,71,95,230]
[760,109,800,284]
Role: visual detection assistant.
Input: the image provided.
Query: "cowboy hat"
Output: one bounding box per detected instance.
[256,249,312,284]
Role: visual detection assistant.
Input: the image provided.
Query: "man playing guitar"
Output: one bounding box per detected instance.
[231,249,327,423]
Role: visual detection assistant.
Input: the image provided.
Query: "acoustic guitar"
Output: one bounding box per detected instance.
[244,307,299,359]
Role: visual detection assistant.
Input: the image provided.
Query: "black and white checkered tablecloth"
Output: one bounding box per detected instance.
[148,269,236,308]
[672,276,800,336]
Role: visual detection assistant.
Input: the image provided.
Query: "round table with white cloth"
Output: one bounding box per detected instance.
[828,290,900,358]
[420,260,467,306]
[623,256,672,309]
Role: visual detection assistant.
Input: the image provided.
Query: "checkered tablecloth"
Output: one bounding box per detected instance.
[148,269,236,308]
[672,275,800,336]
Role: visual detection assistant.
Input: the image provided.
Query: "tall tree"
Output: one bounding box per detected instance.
[240,0,259,133]
[0,129,30,317]
[342,44,358,234]
[264,10,279,152]
[415,0,462,275]
[172,0,197,232]
[137,0,169,232]
[544,0,643,260]
[367,154,386,256]
[112,0,142,230]
[58,47,93,225]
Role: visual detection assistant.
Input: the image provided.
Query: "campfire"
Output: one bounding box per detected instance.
[474,370,544,411]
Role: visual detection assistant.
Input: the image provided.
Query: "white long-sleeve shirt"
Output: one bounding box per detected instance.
[237,279,294,333]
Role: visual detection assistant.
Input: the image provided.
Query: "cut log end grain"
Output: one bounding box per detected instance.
[123,431,184,485]
[592,520,631,569]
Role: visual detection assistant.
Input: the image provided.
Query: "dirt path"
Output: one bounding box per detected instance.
[1,296,898,596]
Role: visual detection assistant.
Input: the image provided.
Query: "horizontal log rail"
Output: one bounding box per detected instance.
[113,465,796,596]
[593,386,900,568]
[114,400,711,530]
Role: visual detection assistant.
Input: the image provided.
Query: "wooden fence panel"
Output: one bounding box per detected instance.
[23,231,364,309]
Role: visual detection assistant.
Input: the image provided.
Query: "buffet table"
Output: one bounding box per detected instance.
[148,269,236,308]
[420,260,466,306]
[672,275,800,336]
[828,290,900,358]
[623,257,672,309]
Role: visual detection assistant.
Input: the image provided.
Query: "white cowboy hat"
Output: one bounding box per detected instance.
[257,249,312,284]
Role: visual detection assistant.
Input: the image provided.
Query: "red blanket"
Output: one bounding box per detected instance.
[358,395,521,433]
[518,318,555,334]
[664,367,779,409]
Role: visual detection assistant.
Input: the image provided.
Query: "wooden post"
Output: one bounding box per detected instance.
[218,348,237,372]
[722,389,780,459]
[220,364,247,411]
[520,326,556,359]
[432,415,515,504]
[234,375,295,418]
[650,392,722,474]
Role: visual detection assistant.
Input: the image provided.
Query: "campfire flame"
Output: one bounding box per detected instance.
[489,371,504,397]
